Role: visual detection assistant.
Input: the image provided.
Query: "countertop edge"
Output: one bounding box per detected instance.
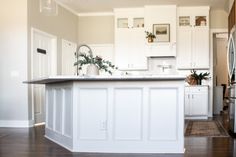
[24,75,186,84]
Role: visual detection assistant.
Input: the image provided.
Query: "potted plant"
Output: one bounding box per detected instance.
[145,31,156,43]
[74,53,117,75]
[186,70,210,85]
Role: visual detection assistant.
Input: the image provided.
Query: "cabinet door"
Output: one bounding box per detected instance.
[177,28,192,69]
[191,92,208,116]
[115,28,147,70]
[129,29,147,70]
[185,92,191,116]
[192,28,209,69]
[115,29,132,69]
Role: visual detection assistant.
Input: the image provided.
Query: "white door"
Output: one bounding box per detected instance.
[62,39,77,75]
[32,29,57,124]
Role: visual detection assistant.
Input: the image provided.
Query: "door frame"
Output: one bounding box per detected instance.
[210,28,228,117]
[31,27,57,124]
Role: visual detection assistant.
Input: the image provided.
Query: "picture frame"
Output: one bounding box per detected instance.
[153,24,170,42]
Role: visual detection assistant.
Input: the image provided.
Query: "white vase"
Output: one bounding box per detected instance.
[86,64,99,76]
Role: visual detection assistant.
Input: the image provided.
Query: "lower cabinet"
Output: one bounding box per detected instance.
[185,86,208,119]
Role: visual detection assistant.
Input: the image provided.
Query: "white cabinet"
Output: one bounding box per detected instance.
[185,86,208,119]
[177,7,210,69]
[114,8,147,70]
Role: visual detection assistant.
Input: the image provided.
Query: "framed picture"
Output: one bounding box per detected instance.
[153,24,170,42]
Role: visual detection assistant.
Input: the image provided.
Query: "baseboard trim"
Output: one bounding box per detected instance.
[0,120,34,128]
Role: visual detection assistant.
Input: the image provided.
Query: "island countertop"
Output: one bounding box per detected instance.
[24,75,186,84]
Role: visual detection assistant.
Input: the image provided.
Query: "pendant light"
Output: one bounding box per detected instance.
[40,0,58,16]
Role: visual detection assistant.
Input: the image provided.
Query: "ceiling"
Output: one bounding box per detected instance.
[56,0,229,14]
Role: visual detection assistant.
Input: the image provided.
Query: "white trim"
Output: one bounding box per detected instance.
[55,1,79,16]
[78,12,114,17]
[210,28,228,117]
[45,135,73,152]
[0,120,34,128]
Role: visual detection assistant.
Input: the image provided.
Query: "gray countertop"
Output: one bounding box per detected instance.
[24,75,186,84]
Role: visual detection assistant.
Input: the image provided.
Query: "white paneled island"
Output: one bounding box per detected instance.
[26,75,185,153]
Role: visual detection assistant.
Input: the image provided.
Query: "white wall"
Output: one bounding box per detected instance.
[0,0,29,125]
[214,35,228,86]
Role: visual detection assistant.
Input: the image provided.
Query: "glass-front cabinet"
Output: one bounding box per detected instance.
[117,18,128,28]
[178,7,209,28]
[177,7,210,69]
[117,17,144,29]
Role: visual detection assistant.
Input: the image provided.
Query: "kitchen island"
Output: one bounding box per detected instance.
[26,75,185,153]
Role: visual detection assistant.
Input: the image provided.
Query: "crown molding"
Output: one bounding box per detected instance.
[78,12,114,17]
[56,1,79,16]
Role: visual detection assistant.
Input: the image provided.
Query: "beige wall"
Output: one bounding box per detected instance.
[78,16,114,44]
[210,9,228,29]
[229,0,234,12]
[0,0,29,121]
[27,0,78,120]
[214,36,228,86]
[28,0,78,74]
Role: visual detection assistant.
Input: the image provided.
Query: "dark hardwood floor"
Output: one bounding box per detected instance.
[0,113,235,157]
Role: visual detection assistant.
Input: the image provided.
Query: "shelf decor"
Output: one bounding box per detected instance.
[145,31,156,43]
[153,24,170,42]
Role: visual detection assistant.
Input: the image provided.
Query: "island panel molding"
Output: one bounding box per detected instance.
[26,76,185,153]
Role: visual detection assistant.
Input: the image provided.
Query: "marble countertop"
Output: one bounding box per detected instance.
[24,75,186,84]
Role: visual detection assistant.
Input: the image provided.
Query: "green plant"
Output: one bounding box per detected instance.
[145,31,156,39]
[74,53,117,75]
[190,69,210,80]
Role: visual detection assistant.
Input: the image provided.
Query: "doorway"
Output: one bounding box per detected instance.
[31,28,57,124]
[212,32,228,115]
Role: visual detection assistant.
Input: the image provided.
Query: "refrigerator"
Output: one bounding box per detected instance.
[228,26,236,133]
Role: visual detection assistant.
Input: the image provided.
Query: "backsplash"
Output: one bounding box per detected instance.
[148,57,177,74]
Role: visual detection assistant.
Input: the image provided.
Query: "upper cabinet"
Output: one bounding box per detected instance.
[117,17,144,28]
[114,8,147,70]
[144,5,177,57]
[177,7,210,69]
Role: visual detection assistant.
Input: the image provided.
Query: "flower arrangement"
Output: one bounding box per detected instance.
[74,53,117,75]
[186,70,210,85]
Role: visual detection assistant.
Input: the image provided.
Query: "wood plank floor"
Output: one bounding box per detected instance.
[0,115,235,157]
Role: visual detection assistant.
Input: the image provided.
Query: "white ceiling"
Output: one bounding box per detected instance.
[56,0,229,14]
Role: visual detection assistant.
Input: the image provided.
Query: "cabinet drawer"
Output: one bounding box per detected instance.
[185,86,208,93]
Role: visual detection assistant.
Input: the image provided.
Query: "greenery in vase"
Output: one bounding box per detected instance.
[190,69,210,81]
[145,31,156,39]
[74,53,117,75]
